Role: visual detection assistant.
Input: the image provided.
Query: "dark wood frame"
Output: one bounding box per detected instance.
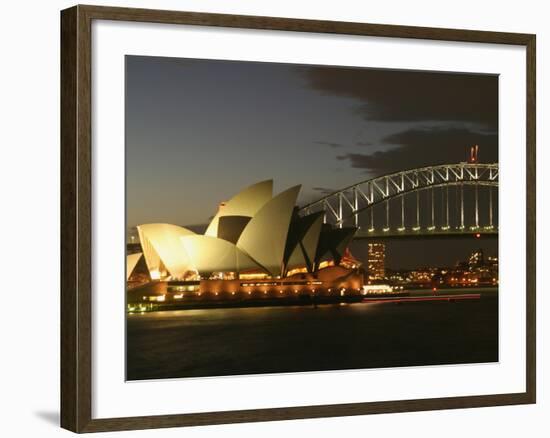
[61,4,536,433]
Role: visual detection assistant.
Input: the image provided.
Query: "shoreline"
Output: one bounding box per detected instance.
[127,287,497,313]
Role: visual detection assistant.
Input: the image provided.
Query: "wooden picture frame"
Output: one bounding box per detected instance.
[60,4,536,433]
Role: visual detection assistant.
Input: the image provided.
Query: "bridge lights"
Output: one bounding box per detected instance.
[382,227,390,232]
[397,227,406,232]
[300,164,497,235]
[427,226,436,231]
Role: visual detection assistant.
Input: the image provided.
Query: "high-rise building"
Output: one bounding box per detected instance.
[367,243,385,280]
[468,248,484,270]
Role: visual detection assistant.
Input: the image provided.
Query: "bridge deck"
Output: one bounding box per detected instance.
[353,228,498,239]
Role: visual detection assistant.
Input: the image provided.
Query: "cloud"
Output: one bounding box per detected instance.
[304,67,498,129]
[315,141,344,148]
[311,186,336,195]
[337,127,497,175]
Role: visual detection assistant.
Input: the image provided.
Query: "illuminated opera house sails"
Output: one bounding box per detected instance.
[132,180,357,281]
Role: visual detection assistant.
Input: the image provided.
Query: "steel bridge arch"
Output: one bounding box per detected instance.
[299,163,498,227]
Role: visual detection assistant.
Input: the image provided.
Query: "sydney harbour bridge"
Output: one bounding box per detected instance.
[299,163,498,239]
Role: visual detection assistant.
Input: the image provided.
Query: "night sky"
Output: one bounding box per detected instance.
[126,56,498,269]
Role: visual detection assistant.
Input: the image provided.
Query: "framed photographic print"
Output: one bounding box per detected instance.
[60,4,536,433]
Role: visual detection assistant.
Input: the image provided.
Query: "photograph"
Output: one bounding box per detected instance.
[125,56,499,381]
[0,0,542,435]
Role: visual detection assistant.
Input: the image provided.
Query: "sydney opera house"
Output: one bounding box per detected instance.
[127,180,363,306]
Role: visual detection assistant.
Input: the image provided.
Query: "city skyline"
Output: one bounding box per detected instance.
[350,238,497,271]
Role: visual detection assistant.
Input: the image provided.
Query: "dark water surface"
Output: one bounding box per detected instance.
[126,289,498,380]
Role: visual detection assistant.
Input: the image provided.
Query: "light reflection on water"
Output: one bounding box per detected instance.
[126,288,498,381]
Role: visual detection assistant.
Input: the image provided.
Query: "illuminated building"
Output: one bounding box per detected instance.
[127,180,361,303]
[362,284,399,295]
[408,268,437,284]
[367,243,385,280]
[381,248,499,289]
[468,248,484,270]
[126,252,142,281]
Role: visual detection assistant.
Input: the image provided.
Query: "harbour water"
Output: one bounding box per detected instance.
[126,288,498,381]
